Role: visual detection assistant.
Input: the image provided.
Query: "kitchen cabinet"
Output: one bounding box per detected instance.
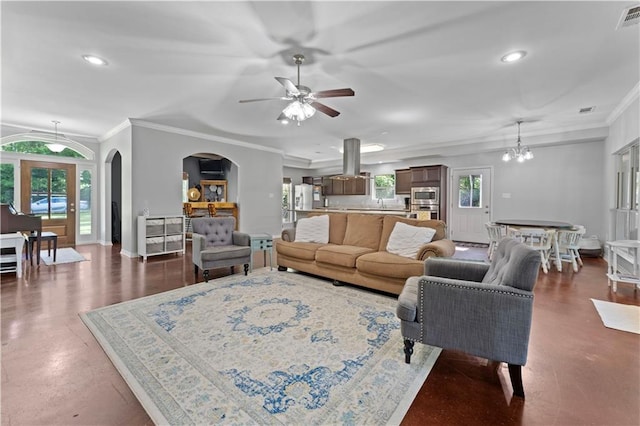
[410,166,443,186]
[395,169,411,194]
[322,176,333,195]
[137,215,185,262]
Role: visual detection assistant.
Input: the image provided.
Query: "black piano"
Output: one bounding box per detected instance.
[1,203,42,263]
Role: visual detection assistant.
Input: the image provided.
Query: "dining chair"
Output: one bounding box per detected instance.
[509,228,555,273]
[485,222,507,260]
[552,225,586,272]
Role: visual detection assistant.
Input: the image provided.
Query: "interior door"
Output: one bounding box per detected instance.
[449,167,492,243]
[20,160,76,247]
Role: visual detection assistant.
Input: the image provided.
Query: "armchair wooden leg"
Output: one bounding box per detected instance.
[203,269,210,283]
[277,266,287,272]
[243,263,249,275]
[230,265,235,274]
[508,363,525,398]
[404,339,414,364]
[194,265,199,280]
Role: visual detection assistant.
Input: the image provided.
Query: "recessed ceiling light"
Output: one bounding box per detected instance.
[82,55,108,66]
[501,51,527,63]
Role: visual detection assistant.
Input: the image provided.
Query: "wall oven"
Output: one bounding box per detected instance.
[411,187,439,206]
[410,187,440,220]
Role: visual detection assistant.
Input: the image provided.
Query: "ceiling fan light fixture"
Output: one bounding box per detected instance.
[282,101,316,122]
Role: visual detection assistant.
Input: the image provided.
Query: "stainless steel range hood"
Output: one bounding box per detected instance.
[332,138,361,179]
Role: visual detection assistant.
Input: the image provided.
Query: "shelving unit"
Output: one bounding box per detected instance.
[137,215,185,262]
[0,232,25,278]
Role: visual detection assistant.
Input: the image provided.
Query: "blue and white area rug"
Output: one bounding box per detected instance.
[81,270,440,425]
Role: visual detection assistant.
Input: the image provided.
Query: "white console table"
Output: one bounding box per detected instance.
[0,232,25,278]
[605,240,640,292]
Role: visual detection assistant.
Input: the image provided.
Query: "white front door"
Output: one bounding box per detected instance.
[449,167,492,243]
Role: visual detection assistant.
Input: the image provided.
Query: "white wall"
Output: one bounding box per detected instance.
[126,123,283,255]
[304,140,606,240]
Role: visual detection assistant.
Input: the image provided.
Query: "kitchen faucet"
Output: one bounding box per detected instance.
[377,198,386,209]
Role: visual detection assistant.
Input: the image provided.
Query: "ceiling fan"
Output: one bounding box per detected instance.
[239,54,355,125]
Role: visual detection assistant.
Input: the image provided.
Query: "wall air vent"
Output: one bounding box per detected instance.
[579,106,596,114]
[617,5,640,29]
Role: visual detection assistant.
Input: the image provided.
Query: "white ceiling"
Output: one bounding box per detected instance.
[2,1,639,167]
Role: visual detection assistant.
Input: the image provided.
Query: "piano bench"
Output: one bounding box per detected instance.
[26,232,58,266]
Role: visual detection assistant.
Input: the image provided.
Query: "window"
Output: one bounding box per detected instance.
[79,170,92,235]
[374,174,395,199]
[0,163,15,204]
[458,174,482,208]
[1,141,83,158]
[282,177,293,224]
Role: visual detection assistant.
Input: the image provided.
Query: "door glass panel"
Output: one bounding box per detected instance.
[30,167,68,219]
[458,174,482,208]
[0,163,15,204]
[80,170,92,235]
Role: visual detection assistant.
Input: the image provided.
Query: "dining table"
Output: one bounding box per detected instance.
[494,219,575,272]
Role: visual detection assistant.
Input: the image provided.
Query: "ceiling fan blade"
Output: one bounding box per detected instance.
[276,112,288,121]
[311,101,340,117]
[313,88,355,98]
[275,77,300,95]
[238,97,291,103]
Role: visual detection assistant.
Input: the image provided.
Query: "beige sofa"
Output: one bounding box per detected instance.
[276,213,456,295]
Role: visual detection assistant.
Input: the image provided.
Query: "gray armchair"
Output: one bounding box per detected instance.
[396,237,541,398]
[191,217,251,282]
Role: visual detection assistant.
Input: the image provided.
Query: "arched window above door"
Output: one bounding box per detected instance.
[0,133,95,160]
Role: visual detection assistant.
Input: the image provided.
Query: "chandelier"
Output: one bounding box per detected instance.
[502,120,533,162]
[47,121,66,153]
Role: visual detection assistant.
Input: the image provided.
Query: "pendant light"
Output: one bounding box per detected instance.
[502,121,533,162]
[47,121,66,153]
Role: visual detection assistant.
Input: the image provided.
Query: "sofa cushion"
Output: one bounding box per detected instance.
[295,214,329,243]
[386,221,436,258]
[276,240,325,261]
[309,212,348,244]
[342,214,384,250]
[356,251,425,279]
[379,216,446,251]
[316,245,376,268]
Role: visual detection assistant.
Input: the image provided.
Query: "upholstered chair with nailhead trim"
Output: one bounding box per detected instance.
[191,217,251,282]
[396,237,540,399]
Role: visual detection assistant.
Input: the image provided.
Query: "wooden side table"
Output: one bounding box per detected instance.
[249,233,273,271]
[605,240,640,292]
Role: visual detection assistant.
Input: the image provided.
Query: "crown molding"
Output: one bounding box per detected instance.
[128,119,284,156]
[607,82,640,125]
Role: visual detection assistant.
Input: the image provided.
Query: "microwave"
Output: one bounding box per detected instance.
[411,187,439,205]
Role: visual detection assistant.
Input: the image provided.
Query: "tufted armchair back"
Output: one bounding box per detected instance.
[481,237,541,291]
[192,216,236,247]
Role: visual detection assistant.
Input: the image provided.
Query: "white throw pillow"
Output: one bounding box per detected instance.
[386,222,436,258]
[295,215,330,244]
